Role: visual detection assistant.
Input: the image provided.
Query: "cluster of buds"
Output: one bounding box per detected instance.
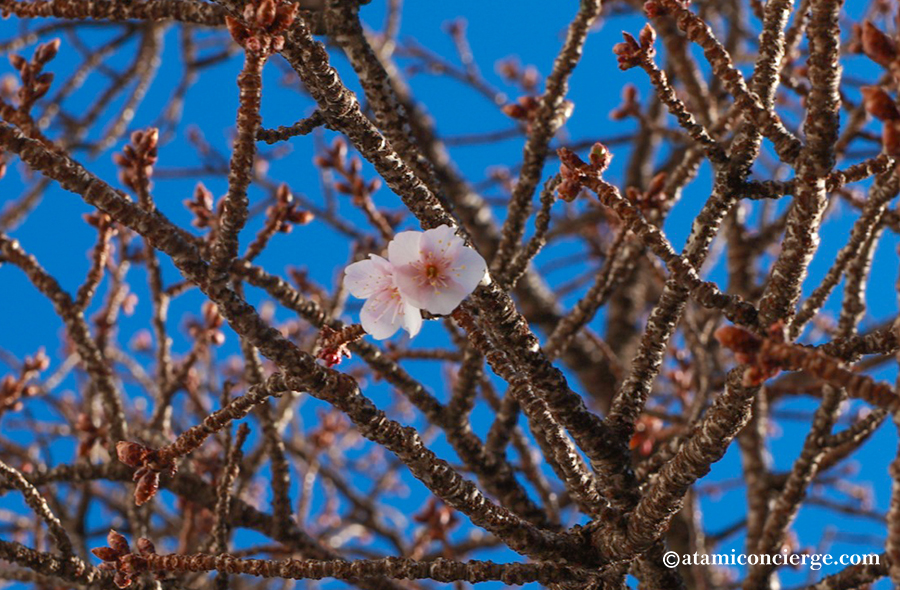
[557,142,612,201]
[0,348,49,415]
[486,166,515,193]
[861,86,900,157]
[719,322,900,412]
[308,409,352,449]
[184,183,219,230]
[186,302,226,346]
[625,171,669,215]
[612,24,656,70]
[8,38,58,112]
[411,498,459,559]
[496,58,540,92]
[610,84,641,120]
[268,184,314,233]
[113,128,159,194]
[501,96,573,133]
[501,95,540,122]
[643,0,687,19]
[244,184,314,261]
[225,0,298,55]
[315,139,383,207]
[83,211,118,238]
[315,324,366,367]
[714,322,788,386]
[91,530,156,588]
[116,441,177,506]
[75,412,110,458]
[665,347,695,405]
[315,138,398,240]
[856,21,900,81]
[629,414,667,457]
[130,330,153,353]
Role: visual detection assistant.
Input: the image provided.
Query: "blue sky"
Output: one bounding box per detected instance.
[0,1,896,588]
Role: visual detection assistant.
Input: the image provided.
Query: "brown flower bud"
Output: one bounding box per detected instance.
[32,72,53,98]
[225,16,250,46]
[883,119,900,157]
[613,33,643,70]
[136,538,156,556]
[35,38,61,64]
[639,23,656,49]
[714,325,762,364]
[861,21,897,68]
[861,86,900,121]
[557,147,586,171]
[644,1,666,18]
[557,178,582,202]
[647,171,667,197]
[8,54,26,71]
[589,142,612,171]
[91,546,120,562]
[272,4,299,33]
[288,209,314,225]
[134,470,160,506]
[502,103,528,119]
[116,441,148,468]
[256,0,277,28]
[107,530,130,556]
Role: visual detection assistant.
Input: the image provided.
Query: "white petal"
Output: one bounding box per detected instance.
[359,291,403,339]
[343,255,393,299]
[387,231,422,267]
[402,301,423,337]
[447,245,487,294]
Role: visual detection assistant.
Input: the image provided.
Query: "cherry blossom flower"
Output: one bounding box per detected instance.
[343,254,422,339]
[390,225,487,315]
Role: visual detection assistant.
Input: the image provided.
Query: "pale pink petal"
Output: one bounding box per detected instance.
[387,231,422,267]
[447,245,487,294]
[359,290,404,340]
[394,264,470,315]
[401,301,423,337]
[343,255,393,299]
[421,277,471,315]
[393,264,433,310]
[419,224,459,258]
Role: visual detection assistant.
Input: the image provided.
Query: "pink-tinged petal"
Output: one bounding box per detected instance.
[360,290,404,339]
[447,245,487,293]
[421,277,471,315]
[387,231,422,267]
[419,224,459,258]
[394,264,469,315]
[343,255,393,299]
[402,301,423,337]
[393,263,432,310]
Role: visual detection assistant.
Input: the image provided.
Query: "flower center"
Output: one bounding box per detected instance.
[412,254,449,290]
